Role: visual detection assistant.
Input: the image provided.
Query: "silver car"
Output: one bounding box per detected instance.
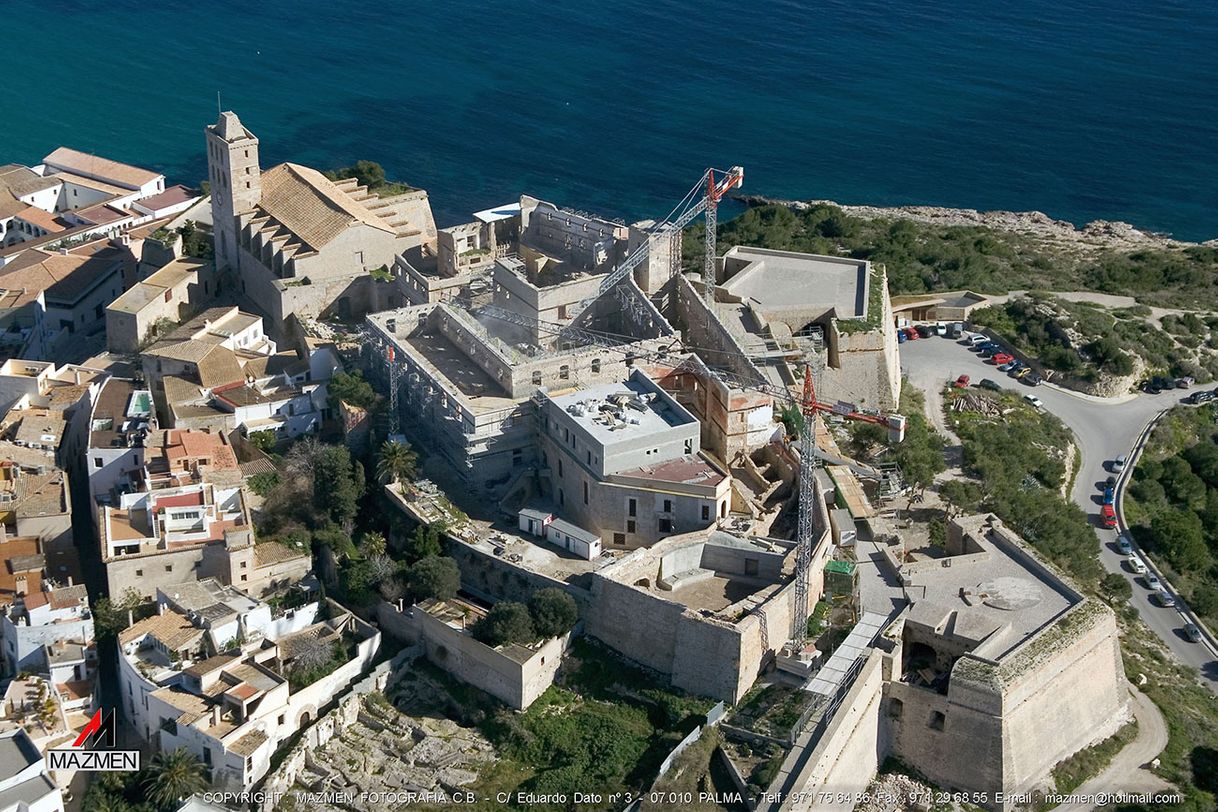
[1144,573,1162,590]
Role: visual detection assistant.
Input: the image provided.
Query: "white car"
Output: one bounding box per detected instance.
[1128,555,1147,574]
[1023,394,1045,410]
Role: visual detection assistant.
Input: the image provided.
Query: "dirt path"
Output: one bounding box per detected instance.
[1054,687,1172,812]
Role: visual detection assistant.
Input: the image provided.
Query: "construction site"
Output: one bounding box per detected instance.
[351,165,1130,810]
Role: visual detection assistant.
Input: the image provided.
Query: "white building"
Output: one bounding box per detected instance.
[117,587,379,791]
[0,585,95,715]
[0,729,62,812]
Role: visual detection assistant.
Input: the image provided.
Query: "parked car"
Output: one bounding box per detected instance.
[1144,572,1162,590]
[1184,623,1203,643]
[953,375,970,389]
[1014,367,1033,379]
[991,353,1015,365]
[1186,390,1214,405]
[1129,556,1147,574]
[1176,377,1194,389]
[979,379,1002,392]
[997,361,1017,372]
[1105,475,1117,487]
[897,329,908,344]
[949,322,964,338]
[905,327,920,341]
[1103,484,1116,505]
[1154,590,1176,608]
[1117,537,1133,555]
[935,323,948,337]
[1100,503,1117,529]
[916,325,934,338]
[968,334,989,346]
[1023,394,1045,410]
[1113,454,1128,473]
[1024,372,1043,386]
[978,341,1001,351]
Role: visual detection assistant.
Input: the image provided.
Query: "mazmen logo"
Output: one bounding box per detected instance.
[46,709,140,771]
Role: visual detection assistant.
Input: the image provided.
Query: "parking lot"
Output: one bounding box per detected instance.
[900,329,1218,692]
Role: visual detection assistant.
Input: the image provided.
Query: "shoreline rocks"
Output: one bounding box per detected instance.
[733,194,1206,256]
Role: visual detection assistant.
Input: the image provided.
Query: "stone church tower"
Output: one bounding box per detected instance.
[205,111,261,271]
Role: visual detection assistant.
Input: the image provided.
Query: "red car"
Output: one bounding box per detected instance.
[953,375,970,388]
[904,327,919,340]
[991,353,1014,365]
[1100,503,1117,529]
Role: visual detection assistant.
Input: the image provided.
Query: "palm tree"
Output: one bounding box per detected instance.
[142,748,207,810]
[376,440,418,485]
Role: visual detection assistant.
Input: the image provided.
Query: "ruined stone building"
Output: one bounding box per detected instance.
[205,111,437,328]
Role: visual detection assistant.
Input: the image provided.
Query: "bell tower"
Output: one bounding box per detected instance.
[205,111,260,271]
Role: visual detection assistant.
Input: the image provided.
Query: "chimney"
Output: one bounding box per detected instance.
[14,576,26,596]
[127,608,134,627]
[59,247,69,256]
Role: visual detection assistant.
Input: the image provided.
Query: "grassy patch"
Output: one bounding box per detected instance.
[1051,721,1137,793]
[407,639,711,811]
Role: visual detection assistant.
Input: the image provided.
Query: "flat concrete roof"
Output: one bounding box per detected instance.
[721,246,869,320]
[548,378,693,446]
[904,521,1078,660]
[473,202,521,223]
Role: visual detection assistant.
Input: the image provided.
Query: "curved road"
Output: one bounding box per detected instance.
[900,336,1218,694]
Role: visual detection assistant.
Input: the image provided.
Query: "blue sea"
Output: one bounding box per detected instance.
[3,0,1216,240]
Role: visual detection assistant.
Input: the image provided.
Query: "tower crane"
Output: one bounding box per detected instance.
[559,166,744,339]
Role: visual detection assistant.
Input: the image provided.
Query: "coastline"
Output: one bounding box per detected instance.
[734,194,1216,257]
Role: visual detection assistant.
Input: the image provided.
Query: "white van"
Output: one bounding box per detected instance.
[1128,555,1147,574]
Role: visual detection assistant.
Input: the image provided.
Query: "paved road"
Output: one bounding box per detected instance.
[900,336,1218,694]
[1055,688,1171,812]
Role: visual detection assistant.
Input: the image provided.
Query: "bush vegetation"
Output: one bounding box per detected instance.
[1125,404,1218,627]
[692,203,1218,309]
[324,160,414,198]
[940,389,1101,583]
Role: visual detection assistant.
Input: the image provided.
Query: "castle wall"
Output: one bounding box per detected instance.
[787,650,887,812]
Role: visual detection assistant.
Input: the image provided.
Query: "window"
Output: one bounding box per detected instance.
[659,518,673,533]
[583,480,589,505]
[164,565,172,572]
[745,558,759,576]
[240,561,248,569]
[557,459,563,477]
[929,711,946,731]
[586,450,591,465]
[94,457,103,469]
[628,499,636,517]
[203,748,213,767]
[559,365,570,380]
[889,698,903,719]
[559,489,565,506]
[702,505,710,521]
[626,520,636,534]
[663,499,673,513]
[613,533,626,545]
[164,289,172,302]
[591,358,601,373]
[532,371,542,386]
[278,714,286,725]
[240,574,247,582]
[135,569,143,577]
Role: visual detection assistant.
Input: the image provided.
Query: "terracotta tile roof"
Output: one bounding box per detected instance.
[47,584,88,610]
[15,207,66,233]
[136,185,197,211]
[43,147,161,189]
[228,727,268,757]
[118,608,202,651]
[253,541,307,567]
[257,162,393,250]
[182,653,239,678]
[195,347,243,389]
